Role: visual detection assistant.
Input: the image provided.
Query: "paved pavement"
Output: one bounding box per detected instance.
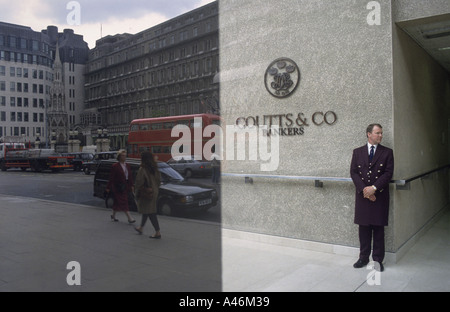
[0,194,221,292]
[223,209,450,292]
[1,194,449,292]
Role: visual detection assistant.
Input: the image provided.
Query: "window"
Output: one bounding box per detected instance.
[9,36,17,48]
[10,67,15,77]
[10,82,15,92]
[152,146,162,154]
[164,122,175,129]
[10,112,15,122]
[0,66,5,76]
[151,123,163,130]
[32,40,39,51]
[1,111,5,122]
[1,96,5,106]
[10,97,15,107]
[0,81,5,91]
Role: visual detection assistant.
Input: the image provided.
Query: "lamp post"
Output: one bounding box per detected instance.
[96,128,110,152]
[35,130,41,149]
[51,131,56,151]
[68,130,74,153]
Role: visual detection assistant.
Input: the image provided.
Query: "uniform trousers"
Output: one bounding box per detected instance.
[359,225,385,263]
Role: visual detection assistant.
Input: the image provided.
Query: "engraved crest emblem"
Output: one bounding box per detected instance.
[265,58,300,98]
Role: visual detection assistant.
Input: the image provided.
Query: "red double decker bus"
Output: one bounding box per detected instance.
[128,114,221,162]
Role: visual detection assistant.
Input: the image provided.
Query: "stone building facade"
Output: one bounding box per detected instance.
[0,23,88,147]
[84,1,219,150]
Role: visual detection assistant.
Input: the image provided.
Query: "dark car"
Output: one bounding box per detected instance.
[93,158,218,216]
[63,152,94,171]
[82,151,118,175]
[167,156,212,178]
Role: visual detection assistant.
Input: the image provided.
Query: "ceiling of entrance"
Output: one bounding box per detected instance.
[398,14,450,73]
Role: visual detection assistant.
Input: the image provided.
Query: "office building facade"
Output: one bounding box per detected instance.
[84,1,219,150]
[0,23,88,146]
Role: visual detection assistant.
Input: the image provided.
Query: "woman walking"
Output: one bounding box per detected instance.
[134,151,162,239]
[106,150,136,223]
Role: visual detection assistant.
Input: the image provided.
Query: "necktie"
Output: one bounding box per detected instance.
[369,146,375,162]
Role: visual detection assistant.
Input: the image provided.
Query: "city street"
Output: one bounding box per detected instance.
[0,168,221,224]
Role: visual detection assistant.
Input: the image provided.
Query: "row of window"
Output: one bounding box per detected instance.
[0,111,44,122]
[0,126,44,138]
[138,145,172,155]
[0,50,53,68]
[0,111,77,125]
[87,57,216,101]
[130,119,202,132]
[0,35,51,54]
[104,101,203,126]
[0,96,46,108]
[89,38,216,76]
[0,65,53,80]
[0,81,49,94]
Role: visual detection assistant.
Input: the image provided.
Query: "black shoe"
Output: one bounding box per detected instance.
[150,235,162,239]
[374,261,384,272]
[353,258,369,269]
[134,227,143,235]
[111,215,119,222]
[128,219,136,224]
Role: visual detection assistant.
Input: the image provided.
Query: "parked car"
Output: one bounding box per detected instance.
[93,158,218,216]
[82,151,118,175]
[62,152,94,171]
[167,156,212,178]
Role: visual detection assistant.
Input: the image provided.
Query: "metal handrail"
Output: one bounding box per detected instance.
[397,164,450,184]
[222,164,450,189]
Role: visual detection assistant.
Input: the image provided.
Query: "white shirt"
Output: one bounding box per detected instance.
[367,143,378,156]
[120,162,128,180]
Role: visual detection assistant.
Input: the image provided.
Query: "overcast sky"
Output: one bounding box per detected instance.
[0,0,215,48]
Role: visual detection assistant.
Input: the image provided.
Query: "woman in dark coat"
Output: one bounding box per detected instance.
[106,150,136,223]
[134,152,161,239]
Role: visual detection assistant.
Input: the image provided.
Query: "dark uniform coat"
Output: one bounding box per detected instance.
[350,144,394,226]
[107,162,134,212]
